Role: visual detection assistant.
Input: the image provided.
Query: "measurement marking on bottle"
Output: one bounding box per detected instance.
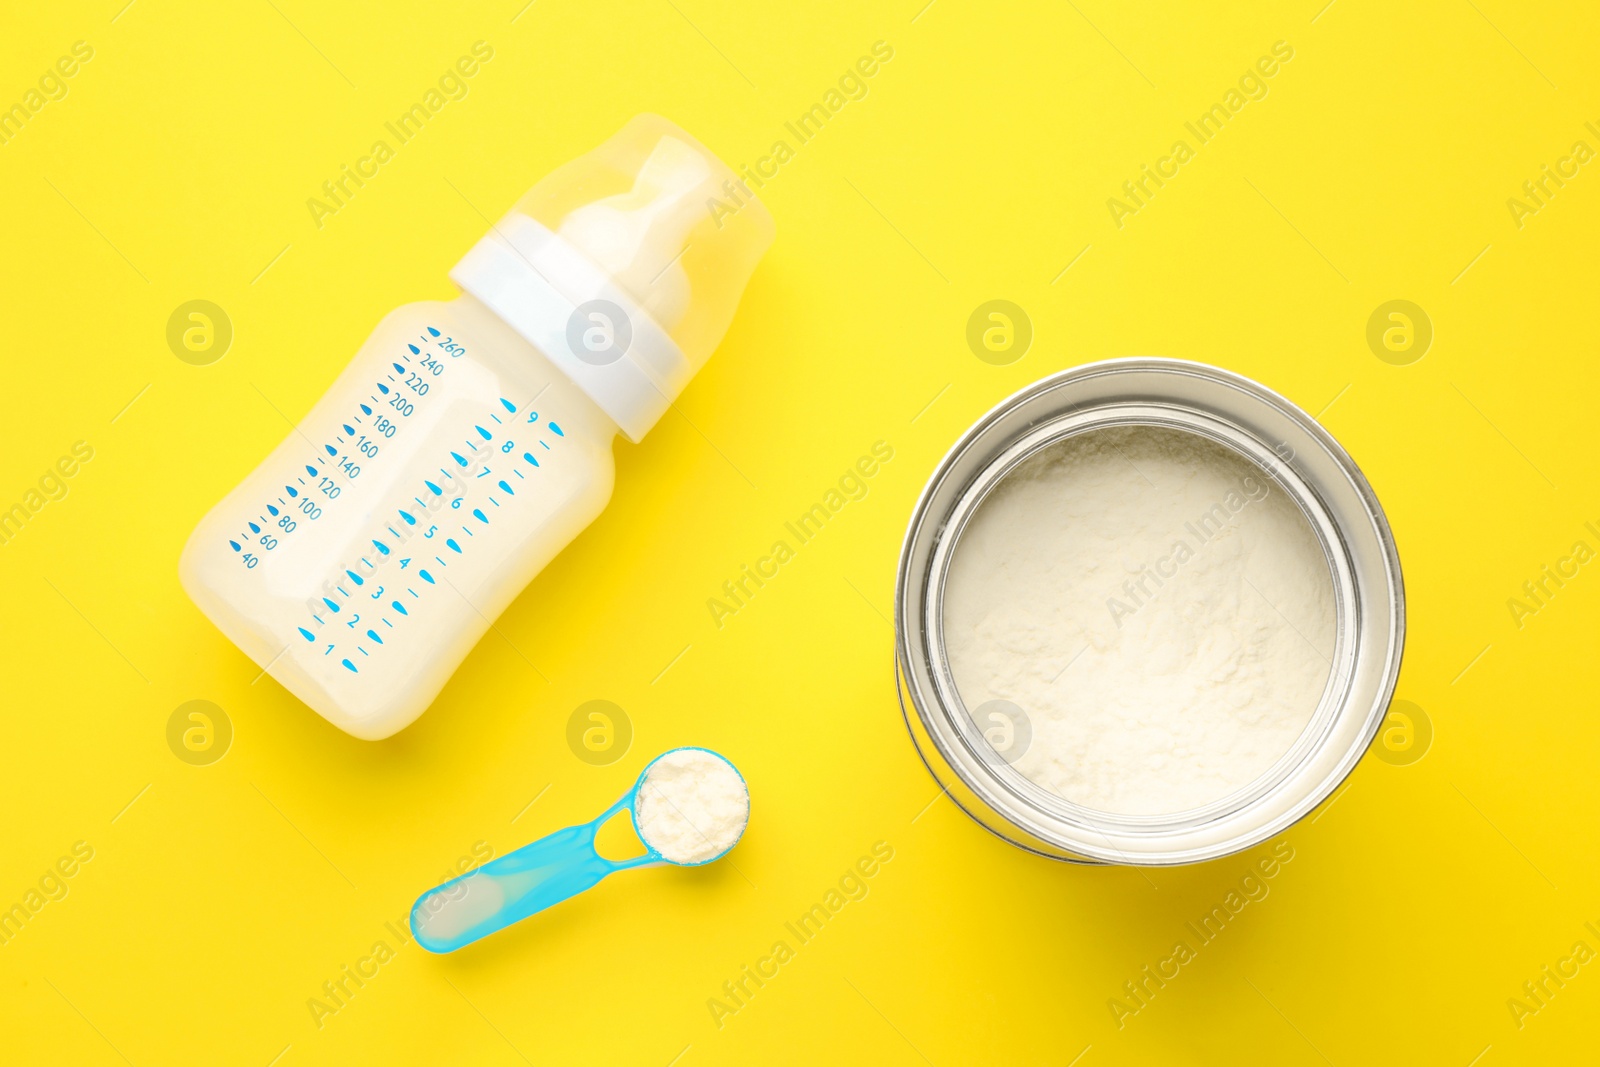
[252,377,557,673]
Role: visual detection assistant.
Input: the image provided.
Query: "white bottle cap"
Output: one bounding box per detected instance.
[450,115,775,442]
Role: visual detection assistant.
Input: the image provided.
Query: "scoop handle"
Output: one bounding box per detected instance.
[411,800,654,953]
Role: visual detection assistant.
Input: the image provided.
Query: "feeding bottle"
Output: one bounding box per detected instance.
[180,115,774,739]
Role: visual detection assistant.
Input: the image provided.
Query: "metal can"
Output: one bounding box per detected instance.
[895,358,1404,865]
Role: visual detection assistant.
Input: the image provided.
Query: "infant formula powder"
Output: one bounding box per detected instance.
[943,426,1336,815]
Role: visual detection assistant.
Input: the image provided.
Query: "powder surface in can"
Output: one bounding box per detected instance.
[942,425,1336,816]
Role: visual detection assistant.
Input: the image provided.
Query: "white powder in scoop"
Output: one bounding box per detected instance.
[635,749,749,864]
[943,426,1335,816]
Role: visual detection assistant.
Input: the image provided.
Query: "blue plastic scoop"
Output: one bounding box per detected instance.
[411,747,747,954]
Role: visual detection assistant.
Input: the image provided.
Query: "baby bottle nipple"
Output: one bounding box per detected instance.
[556,136,714,331]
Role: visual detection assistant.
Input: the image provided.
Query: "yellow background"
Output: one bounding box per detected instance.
[2,0,1597,1062]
